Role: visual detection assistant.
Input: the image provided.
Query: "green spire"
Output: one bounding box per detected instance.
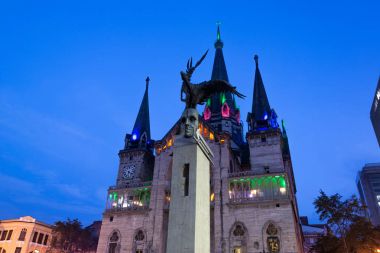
[217,24,221,41]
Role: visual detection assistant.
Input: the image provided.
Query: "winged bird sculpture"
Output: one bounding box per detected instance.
[180,50,245,109]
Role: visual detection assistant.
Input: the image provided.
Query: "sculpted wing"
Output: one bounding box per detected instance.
[197,80,245,104]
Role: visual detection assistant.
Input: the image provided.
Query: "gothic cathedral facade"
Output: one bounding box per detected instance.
[96,28,304,253]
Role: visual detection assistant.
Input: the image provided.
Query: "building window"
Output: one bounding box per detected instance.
[18,229,27,241]
[233,248,242,253]
[229,223,247,253]
[266,223,280,253]
[43,235,49,245]
[6,230,13,240]
[0,231,7,241]
[14,248,21,253]
[108,231,120,253]
[32,232,38,243]
[37,233,44,244]
[133,230,146,253]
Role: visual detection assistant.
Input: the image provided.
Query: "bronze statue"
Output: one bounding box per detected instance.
[178,51,245,138]
[180,50,245,109]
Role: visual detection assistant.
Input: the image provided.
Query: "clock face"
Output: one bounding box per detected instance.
[122,165,136,179]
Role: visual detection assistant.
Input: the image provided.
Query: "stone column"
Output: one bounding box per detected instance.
[166,132,213,253]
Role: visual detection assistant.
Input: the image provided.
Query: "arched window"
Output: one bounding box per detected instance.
[133,230,146,253]
[140,132,147,146]
[229,222,247,253]
[18,228,27,241]
[108,231,120,253]
[265,223,280,253]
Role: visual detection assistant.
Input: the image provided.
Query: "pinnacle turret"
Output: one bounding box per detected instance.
[247,55,279,132]
[125,77,153,151]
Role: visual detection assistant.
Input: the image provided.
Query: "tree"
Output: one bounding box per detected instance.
[50,219,98,253]
[312,191,380,253]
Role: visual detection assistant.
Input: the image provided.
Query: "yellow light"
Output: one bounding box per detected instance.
[210,193,215,201]
[167,138,173,147]
[209,132,215,141]
[249,189,257,198]
[376,249,380,253]
[280,187,286,194]
[220,138,225,144]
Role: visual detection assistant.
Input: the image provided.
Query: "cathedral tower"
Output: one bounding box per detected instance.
[117,77,155,187]
[97,78,154,253]
[202,26,244,150]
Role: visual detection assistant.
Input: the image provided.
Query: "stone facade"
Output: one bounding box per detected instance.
[97,126,303,253]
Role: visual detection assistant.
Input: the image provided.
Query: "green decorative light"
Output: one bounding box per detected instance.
[220,93,226,104]
[207,98,211,107]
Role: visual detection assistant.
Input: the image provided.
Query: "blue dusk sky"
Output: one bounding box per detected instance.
[0,1,379,225]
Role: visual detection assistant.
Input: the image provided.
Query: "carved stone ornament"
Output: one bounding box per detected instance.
[233,225,245,237]
[266,223,278,236]
[110,232,119,242]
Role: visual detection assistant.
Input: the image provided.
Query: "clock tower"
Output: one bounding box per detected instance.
[116,77,154,187]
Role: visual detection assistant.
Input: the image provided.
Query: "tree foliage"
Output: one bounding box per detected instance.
[50,218,98,253]
[312,190,380,253]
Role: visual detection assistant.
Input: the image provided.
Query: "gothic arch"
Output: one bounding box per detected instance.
[229,222,248,253]
[262,221,281,253]
[132,228,147,253]
[107,230,121,253]
[140,132,148,146]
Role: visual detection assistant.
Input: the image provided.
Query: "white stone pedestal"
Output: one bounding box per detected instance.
[166,132,213,253]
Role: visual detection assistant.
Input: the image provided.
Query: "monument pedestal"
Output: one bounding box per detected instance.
[166,132,213,253]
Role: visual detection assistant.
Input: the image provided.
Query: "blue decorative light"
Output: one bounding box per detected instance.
[132,134,137,140]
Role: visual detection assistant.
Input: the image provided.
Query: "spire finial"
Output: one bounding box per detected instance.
[214,22,223,48]
[254,54,259,68]
[216,21,221,41]
[145,76,150,88]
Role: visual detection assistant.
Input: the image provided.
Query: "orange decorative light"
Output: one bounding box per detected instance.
[220,138,225,144]
[167,138,173,147]
[204,127,209,137]
[209,132,215,141]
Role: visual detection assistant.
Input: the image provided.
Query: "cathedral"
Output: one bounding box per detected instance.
[96,27,304,253]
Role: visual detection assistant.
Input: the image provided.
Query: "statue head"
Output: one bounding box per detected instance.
[179,108,199,138]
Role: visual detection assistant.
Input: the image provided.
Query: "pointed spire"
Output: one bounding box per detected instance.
[252,55,271,121]
[131,77,151,142]
[211,24,229,82]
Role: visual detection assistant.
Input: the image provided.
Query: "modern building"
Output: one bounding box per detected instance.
[300,216,327,253]
[96,27,304,253]
[357,163,380,226]
[370,77,380,146]
[0,216,52,253]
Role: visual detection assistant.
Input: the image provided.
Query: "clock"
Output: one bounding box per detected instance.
[123,165,136,179]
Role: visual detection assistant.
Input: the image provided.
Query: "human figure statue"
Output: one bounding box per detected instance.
[178,50,245,138]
